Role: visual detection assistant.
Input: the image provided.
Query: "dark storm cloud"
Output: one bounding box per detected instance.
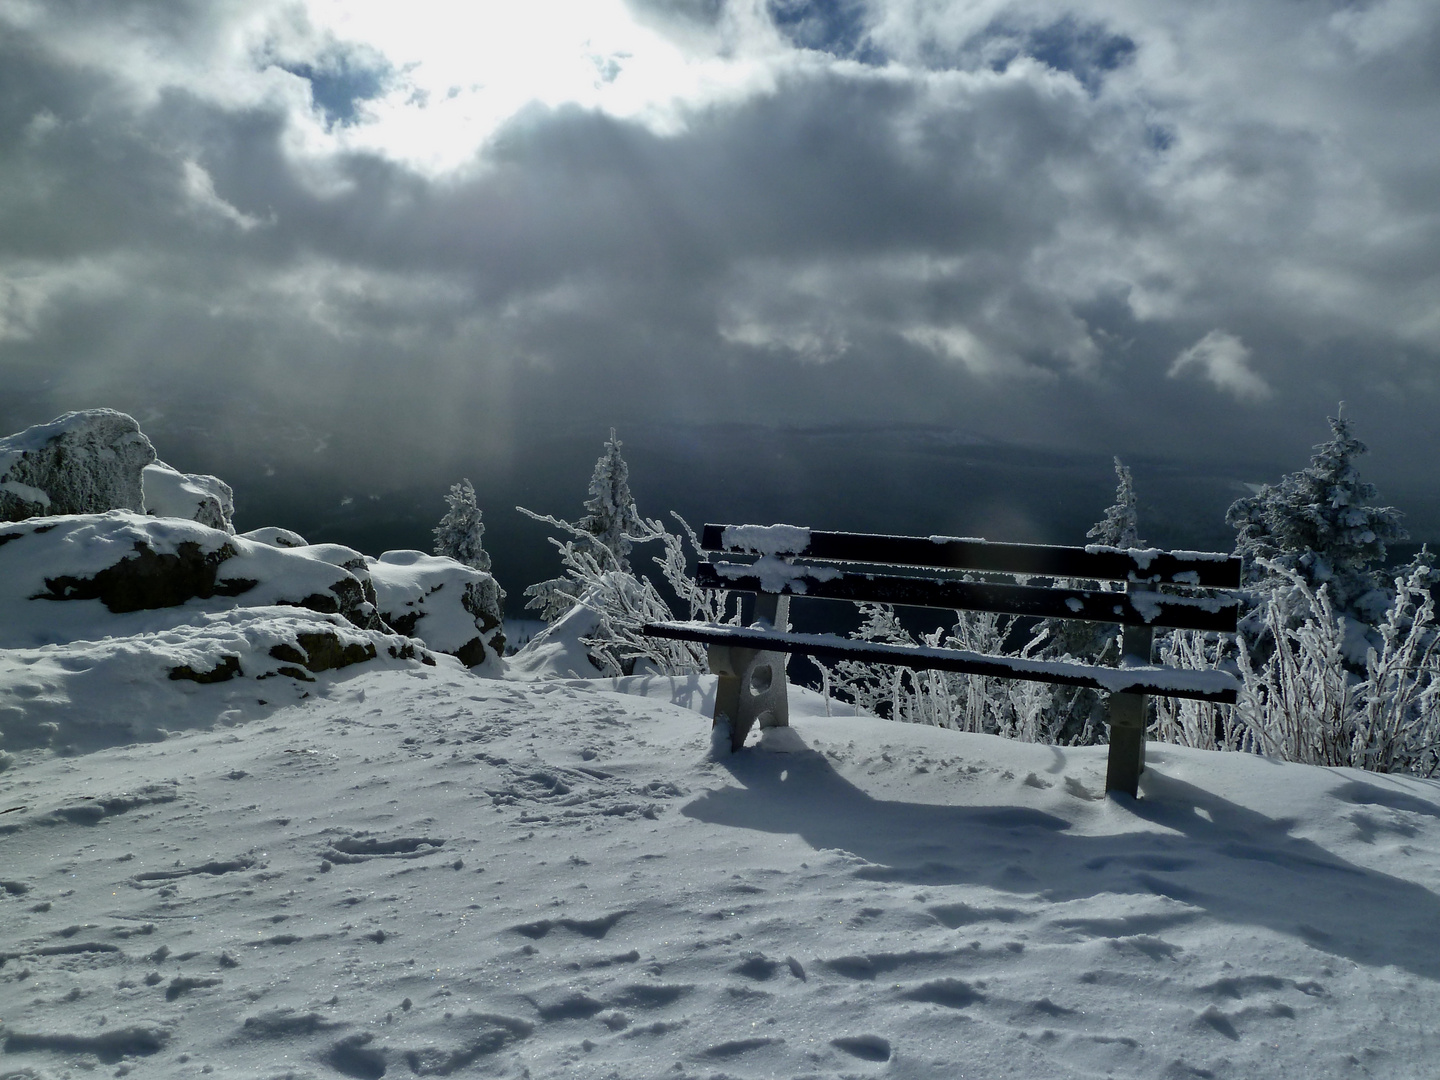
[2,0,1440,543]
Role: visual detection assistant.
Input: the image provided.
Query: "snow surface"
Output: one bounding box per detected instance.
[504,601,606,680]
[4,616,1440,1076]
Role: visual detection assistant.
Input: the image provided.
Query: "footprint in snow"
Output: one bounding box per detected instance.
[1,1026,171,1064]
[131,855,258,883]
[701,1036,782,1058]
[321,835,446,863]
[510,909,631,940]
[929,901,1027,928]
[901,977,987,1009]
[1200,973,1325,999]
[832,1034,892,1062]
[1108,934,1182,961]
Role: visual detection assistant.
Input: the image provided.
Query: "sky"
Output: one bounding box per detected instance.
[2,0,1439,567]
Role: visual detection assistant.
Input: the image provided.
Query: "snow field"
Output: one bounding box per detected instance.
[3,667,1440,1077]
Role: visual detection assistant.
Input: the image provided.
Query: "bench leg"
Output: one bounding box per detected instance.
[1106,612,1153,798]
[1105,691,1147,797]
[708,645,790,752]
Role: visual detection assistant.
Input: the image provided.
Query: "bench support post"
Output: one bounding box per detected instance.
[709,594,790,752]
[1106,602,1154,798]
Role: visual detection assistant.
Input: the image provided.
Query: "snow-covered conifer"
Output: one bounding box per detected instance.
[1087,457,1141,550]
[1034,457,1145,741]
[432,478,504,629]
[433,479,492,572]
[521,430,645,623]
[579,429,642,573]
[1227,414,1404,600]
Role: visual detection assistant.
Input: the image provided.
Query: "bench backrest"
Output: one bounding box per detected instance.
[696,524,1242,635]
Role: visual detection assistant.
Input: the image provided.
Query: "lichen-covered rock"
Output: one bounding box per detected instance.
[143,462,235,532]
[0,409,156,522]
[367,550,506,671]
[0,512,385,648]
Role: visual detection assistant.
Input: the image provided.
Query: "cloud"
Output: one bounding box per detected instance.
[181,161,269,231]
[1169,330,1271,402]
[1,0,1440,507]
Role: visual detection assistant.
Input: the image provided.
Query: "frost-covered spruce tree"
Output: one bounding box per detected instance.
[434,479,492,572]
[521,430,645,624]
[1039,457,1141,742]
[579,428,642,573]
[1087,457,1141,550]
[433,478,504,629]
[1227,412,1406,660]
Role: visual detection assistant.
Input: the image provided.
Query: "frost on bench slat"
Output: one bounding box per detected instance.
[643,622,1239,705]
[696,561,1240,634]
[703,524,1241,588]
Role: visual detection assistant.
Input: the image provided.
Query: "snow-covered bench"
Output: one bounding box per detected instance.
[644,524,1243,797]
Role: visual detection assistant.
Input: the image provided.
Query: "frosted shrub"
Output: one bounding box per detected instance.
[519,508,738,677]
[1228,559,1440,775]
[1152,631,1248,752]
[1353,560,1440,774]
[821,603,1066,743]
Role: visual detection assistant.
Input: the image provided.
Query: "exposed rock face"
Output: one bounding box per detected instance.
[0,513,387,648]
[143,462,235,532]
[32,538,255,612]
[367,550,506,670]
[0,410,156,522]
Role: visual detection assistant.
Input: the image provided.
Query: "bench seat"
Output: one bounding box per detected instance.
[643,620,1239,703]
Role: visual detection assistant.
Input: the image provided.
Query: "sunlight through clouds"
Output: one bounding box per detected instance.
[290,0,781,172]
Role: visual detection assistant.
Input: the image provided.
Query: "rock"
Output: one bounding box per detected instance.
[0,512,388,648]
[367,550,506,670]
[169,654,243,684]
[284,543,387,631]
[0,409,156,522]
[143,462,235,532]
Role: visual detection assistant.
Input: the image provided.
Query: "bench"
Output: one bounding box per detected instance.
[644,523,1243,797]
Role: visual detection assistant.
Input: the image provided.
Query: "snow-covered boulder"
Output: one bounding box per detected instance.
[240,526,308,548]
[143,461,235,532]
[0,409,156,522]
[367,550,506,671]
[0,608,437,752]
[0,512,390,648]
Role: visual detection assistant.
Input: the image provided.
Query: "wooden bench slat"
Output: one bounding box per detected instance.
[702,524,1242,588]
[696,561,1240,634]
[643,621,1240,704]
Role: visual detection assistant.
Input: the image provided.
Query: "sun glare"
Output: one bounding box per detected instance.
[295,0,766,173]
